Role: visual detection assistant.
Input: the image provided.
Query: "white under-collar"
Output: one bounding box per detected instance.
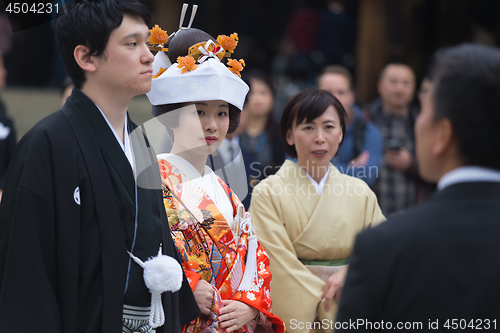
[305,165,331,196]
[95,104,135,174]
[438,166,500,191]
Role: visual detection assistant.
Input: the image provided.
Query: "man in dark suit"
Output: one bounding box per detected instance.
[335,44,500,331]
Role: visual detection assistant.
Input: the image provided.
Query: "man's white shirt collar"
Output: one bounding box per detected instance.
[438,166,500,191]
[95,104,135,174]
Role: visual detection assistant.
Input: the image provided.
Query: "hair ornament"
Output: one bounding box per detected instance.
[179,3,198,30]
[146,3,249,109]
[149,25,169,52]
[176,56,198,74]
[227,59,245,77]
[216,33,239,54]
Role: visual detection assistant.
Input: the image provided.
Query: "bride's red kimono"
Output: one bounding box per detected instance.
[158,158,285,333]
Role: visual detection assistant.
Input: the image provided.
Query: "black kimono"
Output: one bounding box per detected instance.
[0,88,200,332]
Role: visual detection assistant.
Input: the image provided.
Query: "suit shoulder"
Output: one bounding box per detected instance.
[357,201,436,247]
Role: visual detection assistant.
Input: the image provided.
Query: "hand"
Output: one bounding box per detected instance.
[385,147,412,172]
[193,280,214,316]
[321,265,348,312]
[219,300,259,332]
[349,151,370,167]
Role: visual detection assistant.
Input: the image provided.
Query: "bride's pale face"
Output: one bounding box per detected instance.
[171,99,230,155]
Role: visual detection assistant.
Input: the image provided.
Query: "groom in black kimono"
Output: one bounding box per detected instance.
[0,0,200,332]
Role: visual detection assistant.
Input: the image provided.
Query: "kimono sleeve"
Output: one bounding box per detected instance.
[0,130,64,332]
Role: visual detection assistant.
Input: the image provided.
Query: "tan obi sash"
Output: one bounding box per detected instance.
[300,258,349,283]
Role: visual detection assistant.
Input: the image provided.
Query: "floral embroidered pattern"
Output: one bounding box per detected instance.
[158,158,285,333]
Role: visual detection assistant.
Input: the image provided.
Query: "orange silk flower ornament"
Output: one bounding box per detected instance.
[177,56,198,74]
[227,59,245,77]
[150,25,168,46]
[216,33,238,53]
[152,67,167,79]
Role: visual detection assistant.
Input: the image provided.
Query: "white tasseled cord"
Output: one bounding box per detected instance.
[128,246,183,328]
[237,210,259,292]
[149,292,165,328]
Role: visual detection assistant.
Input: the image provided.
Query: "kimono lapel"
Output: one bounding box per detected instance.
[279,160,320,218]
[62,90,126,333]
[72,88,135,201]
[281,161,344,254]
[161,158,237,270]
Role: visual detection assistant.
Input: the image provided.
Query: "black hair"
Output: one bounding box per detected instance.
[378,62,415,82]
[430,43,500,170]
[242,70,275,103]
[54,0,151,88]
[165,28,215,64]
[318,65,355,91]
[280,89,347,159]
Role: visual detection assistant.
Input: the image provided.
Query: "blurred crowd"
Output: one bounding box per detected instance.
[5,0,500,216]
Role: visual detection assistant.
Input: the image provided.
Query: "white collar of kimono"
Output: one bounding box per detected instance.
[158,153,235,227]
[304,164,331,196]
[95,104,135,174]
[438,166,500,191]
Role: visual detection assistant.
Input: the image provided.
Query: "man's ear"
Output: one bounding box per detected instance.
[433,118,454,156]
[74,45,97,73]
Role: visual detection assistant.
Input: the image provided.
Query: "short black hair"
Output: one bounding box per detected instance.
[430,43,500,170]
[318,65,354,91]
[378,62,415,82]
[280,89,347,159]
[54,0,151,88]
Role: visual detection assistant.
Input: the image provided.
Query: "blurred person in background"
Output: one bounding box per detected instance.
[250,89,384,332]
[367,63,432,216]
[240,71,285,180]
[0,53,16,202]
[318,65,382,187]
